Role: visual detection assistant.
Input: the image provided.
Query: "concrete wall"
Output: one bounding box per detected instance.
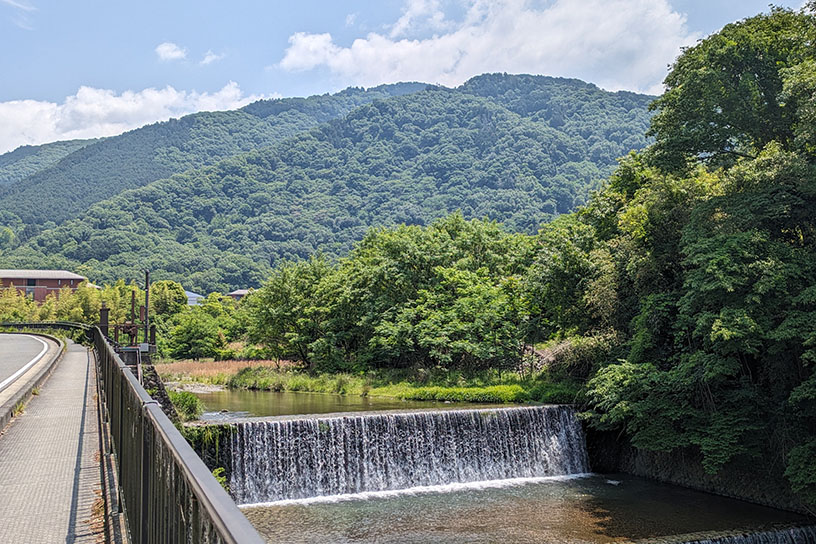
[141,364,178,424]
[585,427,812,515]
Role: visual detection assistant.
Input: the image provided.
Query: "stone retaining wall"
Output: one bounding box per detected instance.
[585,427,812,516]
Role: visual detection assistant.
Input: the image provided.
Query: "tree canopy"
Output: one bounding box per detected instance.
[648,7,816,171]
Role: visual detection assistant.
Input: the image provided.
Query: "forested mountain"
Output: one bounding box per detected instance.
[0,138,98,186]
[0,74,653,292]
[0,82,426,233]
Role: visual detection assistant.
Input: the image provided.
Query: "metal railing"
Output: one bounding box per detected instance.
[2,322,264,544]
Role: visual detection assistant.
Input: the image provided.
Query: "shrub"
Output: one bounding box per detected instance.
[169,390,205,421]
[544,332,619,379]
[399,385,529,403]
[527,381,582,404]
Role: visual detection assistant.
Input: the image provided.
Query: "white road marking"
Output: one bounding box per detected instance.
[0,335,49,393]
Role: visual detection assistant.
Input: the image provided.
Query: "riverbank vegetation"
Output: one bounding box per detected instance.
[158,362,580,405]
[168,390,205,422]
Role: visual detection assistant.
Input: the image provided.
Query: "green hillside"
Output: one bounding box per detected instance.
[0,82,426,234]
[1,74,653,292]
[0,138,98,186]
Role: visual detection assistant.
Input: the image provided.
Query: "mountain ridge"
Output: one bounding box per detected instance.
[0,74,654,292]
[0,82,428,232]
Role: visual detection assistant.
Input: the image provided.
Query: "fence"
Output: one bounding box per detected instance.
[2,322,264,544]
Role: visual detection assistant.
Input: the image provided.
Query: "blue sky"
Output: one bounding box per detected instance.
[0,0,805,153]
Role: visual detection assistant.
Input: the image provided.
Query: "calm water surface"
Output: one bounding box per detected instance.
[241,474,811,544]
[194,389,466,419]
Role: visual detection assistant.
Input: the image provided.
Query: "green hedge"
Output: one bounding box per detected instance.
[397,384,530,403]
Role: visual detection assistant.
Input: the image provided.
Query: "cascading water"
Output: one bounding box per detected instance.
[229,405,589,504]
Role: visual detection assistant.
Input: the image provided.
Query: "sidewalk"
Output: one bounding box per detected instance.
[0,340,105,543]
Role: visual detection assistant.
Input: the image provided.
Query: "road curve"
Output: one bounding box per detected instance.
[0,333,49,392]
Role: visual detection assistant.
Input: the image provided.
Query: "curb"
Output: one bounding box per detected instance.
[0,332,65,432]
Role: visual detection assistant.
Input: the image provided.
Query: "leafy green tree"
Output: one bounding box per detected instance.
[167,310,224,360]
[0,285,38,321]
[584,144,816,498]
[524,215,599,339]
[55,282,101,323]
[150,280,187,317]
[248,256,332,365]
[374,267,526,370]
[648,7,816,171]
[100,280,145,324]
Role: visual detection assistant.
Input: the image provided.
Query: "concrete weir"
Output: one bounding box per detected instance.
[187,403,815,543]
[228,405,590,504]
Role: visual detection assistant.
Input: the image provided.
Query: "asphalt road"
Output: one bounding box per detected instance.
[0,333,49,392]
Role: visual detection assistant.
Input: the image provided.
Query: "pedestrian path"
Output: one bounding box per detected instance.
[0,340,104,543]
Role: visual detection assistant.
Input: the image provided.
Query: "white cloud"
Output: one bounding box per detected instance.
[2,0,36,30]
[201,50,225,65]
[155,41,187,61]
[1,0,34,11]
[389,0,450,38]
[280,0,699,94]
[345,13,357,26]
[0,82,263,154]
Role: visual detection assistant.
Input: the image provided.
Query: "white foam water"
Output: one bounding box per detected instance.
[229,405,590,504]
[240,472,594,508]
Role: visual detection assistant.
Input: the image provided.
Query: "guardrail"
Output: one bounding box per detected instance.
[1,322,264,544]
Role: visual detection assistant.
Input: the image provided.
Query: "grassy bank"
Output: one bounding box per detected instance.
[155,360,581,405]
[154,359,291,386]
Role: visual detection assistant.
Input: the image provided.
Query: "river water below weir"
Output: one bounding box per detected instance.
[241,474,813,544]
[195,401,814,543]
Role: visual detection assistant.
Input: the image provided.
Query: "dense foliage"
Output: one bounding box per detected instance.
[0,74,652,292]
[0,83,426,233]
[0,138,97,186]
[554,7,816,508]
[247,213,535,372]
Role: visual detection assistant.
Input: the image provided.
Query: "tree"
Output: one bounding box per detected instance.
[167,310,224,360]
[55,281,101,323]
[0,285,38,321]
[248,256,331,366]
[648,7,816,171]
[150,280,187,317]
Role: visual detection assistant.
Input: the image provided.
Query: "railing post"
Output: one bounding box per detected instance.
[99,303,109,337]
[140,408,152,544]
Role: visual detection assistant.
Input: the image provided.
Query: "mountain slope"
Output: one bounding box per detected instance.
[0,139,98,186]
[0,83,427,233]
[2,74,654,292]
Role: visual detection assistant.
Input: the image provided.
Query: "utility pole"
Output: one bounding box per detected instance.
[144,270,150,344]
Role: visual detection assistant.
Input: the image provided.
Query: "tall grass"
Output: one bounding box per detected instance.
[168,390,205,421]
[157,359,581,405]
[226,366,581,404]
[155,359,288,385]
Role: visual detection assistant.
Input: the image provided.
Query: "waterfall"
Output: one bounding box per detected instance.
[229,405,590,505]
[678,526,816,544]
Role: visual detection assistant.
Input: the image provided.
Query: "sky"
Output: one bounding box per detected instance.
[0,0,806,154]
